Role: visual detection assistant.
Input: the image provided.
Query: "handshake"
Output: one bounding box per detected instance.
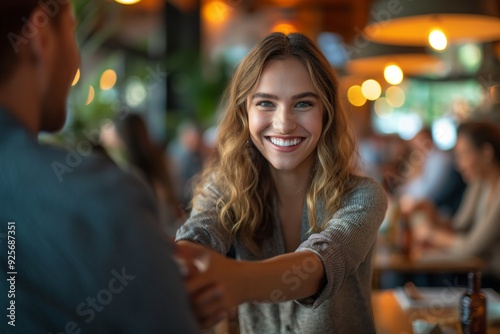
[174,241,243,330]
[173,240,324,330]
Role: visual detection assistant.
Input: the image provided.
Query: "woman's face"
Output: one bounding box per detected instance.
[246,57,323,175]
[454,134,489,182]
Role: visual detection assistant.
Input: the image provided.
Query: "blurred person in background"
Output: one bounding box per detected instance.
[0,1,200,332]
[101,114,184,236]
[201,125,219,168]
[356,133,385,181]
[412,121,500,290]
[167,121,204,212]
[399,127,466,218]
[353,131,413,198]
[176,32,387,333]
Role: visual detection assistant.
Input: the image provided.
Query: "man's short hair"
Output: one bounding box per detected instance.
[0,1,68,83]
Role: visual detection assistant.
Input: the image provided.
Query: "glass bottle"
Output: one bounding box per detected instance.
[460,271,487,334]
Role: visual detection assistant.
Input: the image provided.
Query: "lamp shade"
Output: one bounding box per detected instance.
[364,0,500,46]
[346,42,445,77]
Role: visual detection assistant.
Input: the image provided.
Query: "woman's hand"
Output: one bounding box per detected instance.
[175,241,244,329]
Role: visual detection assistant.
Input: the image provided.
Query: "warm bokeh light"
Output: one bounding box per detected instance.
[114,0,141,5]
[361,79,382,101]
[203,1,230,25]
[384,64,404,85]
[459,43,482,71]
[347,85,367,107]
[429,29,447,51]
[385,86,406,108]
[272,22,298,35]
[374,97,393,118]
[72,68,80,87]
[100,69,118,91]
[86,85,95,106]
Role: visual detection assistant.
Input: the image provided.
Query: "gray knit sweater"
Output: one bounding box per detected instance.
[176,175,388,334]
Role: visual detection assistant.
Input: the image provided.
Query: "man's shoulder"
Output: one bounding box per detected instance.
[25,140,146,194]
[44,145,157,213]
[0,130,157,220]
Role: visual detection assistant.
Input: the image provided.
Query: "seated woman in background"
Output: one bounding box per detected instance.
[101,114,183,236]
[412,121,500,289]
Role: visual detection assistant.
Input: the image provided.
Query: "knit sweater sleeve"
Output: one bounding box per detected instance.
[175,182,232,255]
[296,177,387,308]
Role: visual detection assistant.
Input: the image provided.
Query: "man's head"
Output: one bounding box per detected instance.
[0,0,79,132]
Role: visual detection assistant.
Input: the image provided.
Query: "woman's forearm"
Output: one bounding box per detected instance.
[238,251,325,304]
[178,241,326,318]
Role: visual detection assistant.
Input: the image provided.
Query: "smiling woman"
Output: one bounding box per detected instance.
[247,57,323,175]
[175,32,388,333]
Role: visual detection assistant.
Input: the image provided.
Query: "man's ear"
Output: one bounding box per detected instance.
[24,7,55,67]
[27,6,56,88]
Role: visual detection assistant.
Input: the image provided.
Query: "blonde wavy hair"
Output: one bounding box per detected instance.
[194,32,356,256]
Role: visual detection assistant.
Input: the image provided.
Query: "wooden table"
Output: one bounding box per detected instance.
[373,240,486,289]
[374,250,486,273]
[372,290,500,334]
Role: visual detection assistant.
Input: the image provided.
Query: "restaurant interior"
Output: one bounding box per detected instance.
[51,0,500,332]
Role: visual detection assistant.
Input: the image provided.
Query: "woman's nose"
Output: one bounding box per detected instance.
[272,108,296,134]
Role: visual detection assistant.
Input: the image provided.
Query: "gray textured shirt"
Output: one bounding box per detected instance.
[176,175,387,333]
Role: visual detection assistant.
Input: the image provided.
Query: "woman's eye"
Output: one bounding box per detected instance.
[295,101,312,108]
[257,101,274,108]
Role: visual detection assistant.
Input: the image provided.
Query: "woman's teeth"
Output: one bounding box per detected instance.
[269,137,302,147]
